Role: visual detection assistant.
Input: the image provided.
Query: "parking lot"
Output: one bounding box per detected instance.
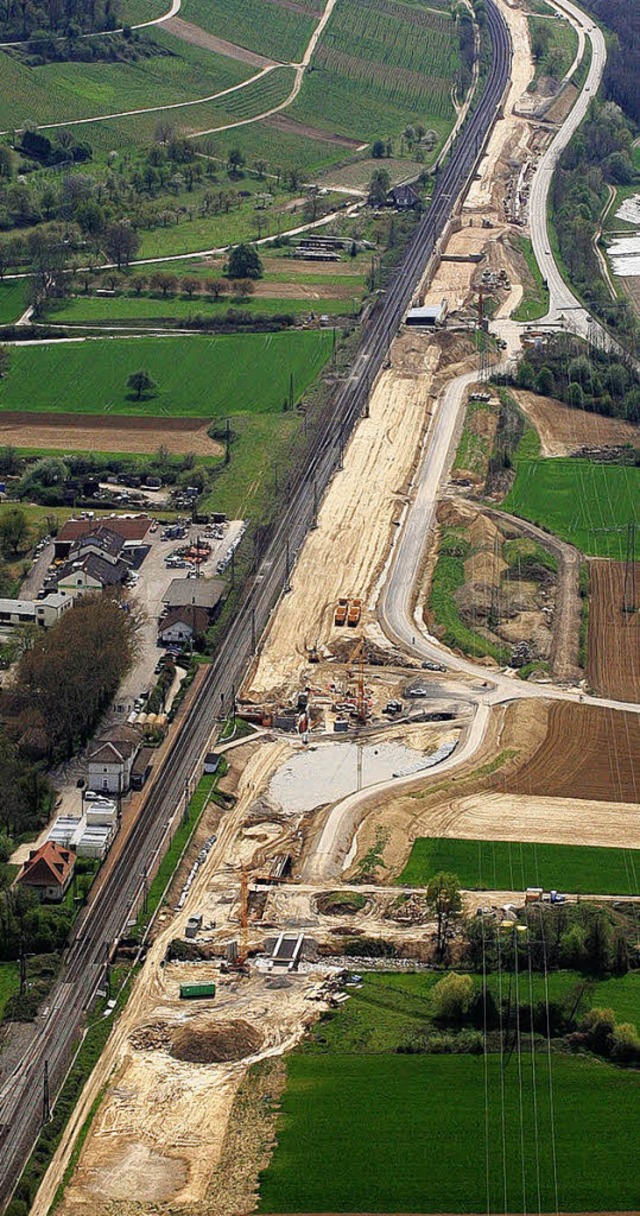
[114,518,245,715]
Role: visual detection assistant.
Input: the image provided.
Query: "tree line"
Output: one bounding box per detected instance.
[583,0,640,124]
[0,0,121,41]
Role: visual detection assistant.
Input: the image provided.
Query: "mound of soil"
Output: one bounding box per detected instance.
[171,1019,263,1064]
[316,891,369,916]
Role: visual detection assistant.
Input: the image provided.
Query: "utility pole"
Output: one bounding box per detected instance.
[230,544,235,589]
[284,539,291,593]
[142,866,149,917]
[289,372,294,411]
[183,777,190,823]
[250,606,256,654]
[311,479,318,530]
[19,936,26,996]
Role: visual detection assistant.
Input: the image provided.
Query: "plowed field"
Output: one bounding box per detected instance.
[587,560,640,703]
[1,412,223,456]
[500,702,639,804]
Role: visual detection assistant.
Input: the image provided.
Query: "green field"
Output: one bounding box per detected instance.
[289,0,459,150]
[0,35,252,131]
[398,837,640,895]
[0,279,28,324]
[10,61,296,155]
[259,972,640,1213]
[0,331,333,417]
[44,293,351,324]
[180,0,316,62]
[502,459,640,559]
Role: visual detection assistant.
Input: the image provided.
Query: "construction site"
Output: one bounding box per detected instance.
[21,3,640,1216]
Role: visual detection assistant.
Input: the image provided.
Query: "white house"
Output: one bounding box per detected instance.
[88,725,141,794]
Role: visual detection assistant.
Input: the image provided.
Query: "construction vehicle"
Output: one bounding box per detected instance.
[347,598,362,627]
[334,598,349,626]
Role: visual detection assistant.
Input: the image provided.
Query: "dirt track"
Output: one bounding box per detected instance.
[0,411,222,456]
[587,560,640,703]
[165,16,278,66]
[515,390,640,457]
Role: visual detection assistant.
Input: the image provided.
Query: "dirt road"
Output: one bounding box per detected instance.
[248,333,476,701]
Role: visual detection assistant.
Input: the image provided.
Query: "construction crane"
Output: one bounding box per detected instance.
[349,637,368,724]
[238,864,250,966]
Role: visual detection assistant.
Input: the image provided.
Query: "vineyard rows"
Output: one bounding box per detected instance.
[315,45,453,118]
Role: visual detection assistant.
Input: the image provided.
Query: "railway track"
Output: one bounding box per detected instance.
[0,3,511,1205]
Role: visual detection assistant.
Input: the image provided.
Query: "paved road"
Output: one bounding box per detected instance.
[0,5,513,1208]
[527,1,606,332]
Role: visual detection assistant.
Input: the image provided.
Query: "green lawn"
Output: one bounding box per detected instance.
[502,459,640,559]
[260,1053,639,1213]
[0,331,333,417]
[0,961,20,1020]
[259,971,640,1213]
[398,837,640,895]
[45,293,350,323]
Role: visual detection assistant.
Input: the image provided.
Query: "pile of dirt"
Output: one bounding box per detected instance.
[130,1022,173,1052]
[385,893,431,923]
[316,891,369,916]
[171,1019,263,1064]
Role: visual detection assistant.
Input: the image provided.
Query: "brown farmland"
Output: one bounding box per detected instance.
[499,701,639,804]
[587,560,640,703]
[1,412,223,457]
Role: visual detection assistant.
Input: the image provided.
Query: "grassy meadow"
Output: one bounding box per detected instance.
[502,459,640,559]
[398,837,640,895]
[0,331,334,416]
[258,971,640,1213]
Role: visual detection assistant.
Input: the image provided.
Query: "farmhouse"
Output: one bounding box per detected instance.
[88,724,142,794]
[54,515,152,561]
[18,840,75,903]
[55,552,130,598]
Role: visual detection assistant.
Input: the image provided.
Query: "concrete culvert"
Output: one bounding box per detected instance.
[171,1019,263,1063]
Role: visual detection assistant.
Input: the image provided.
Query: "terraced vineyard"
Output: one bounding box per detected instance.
[179,0,317,62]
[290,0,460,146]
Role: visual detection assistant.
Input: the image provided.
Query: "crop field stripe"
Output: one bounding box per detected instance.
[398,837,640,894]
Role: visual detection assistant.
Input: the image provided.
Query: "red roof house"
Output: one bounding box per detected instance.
[18,840,75,903]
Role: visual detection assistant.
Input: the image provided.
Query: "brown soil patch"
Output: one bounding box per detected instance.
[165,16,278,66]
[587,560,640,703]
[171,1019,263,1063]
[514,390,640,457]
[254,281,354,300]
[501,701,639,803]
[265,112,363,147]
[260,257,363,277]
[1,411,223,456]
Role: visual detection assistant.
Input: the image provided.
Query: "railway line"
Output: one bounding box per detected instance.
[0,4,512,1206]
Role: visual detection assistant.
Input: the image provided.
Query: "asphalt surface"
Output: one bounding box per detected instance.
[528,0,606,331]
[0,4,512,1206]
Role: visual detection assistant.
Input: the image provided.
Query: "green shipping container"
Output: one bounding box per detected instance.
[179,982,216,1000]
